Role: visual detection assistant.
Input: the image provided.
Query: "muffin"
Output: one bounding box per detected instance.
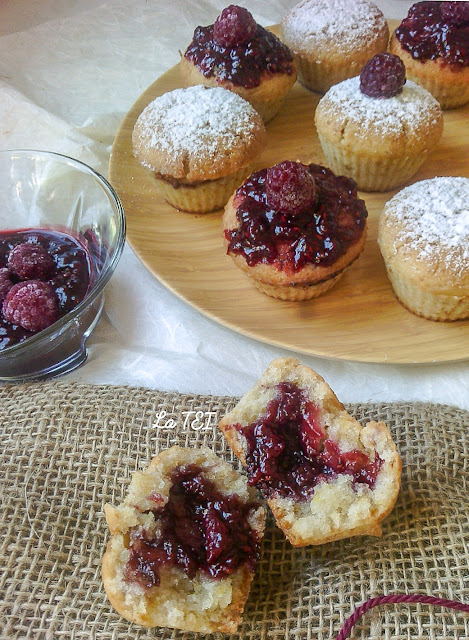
[390,1,469,109]
[102,446,266,632]
[132,85,267,213]
[315,53,444,192]
[181,5,297,123]
[219,358,402,547]
[378,177,469,321]
[223,160,368,300]
[280,0,389,93]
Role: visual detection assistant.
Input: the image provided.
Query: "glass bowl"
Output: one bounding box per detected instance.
[0,149,125,380]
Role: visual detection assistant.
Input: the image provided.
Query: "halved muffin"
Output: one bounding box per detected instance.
[219,358,401,546]
[102,446,265,632]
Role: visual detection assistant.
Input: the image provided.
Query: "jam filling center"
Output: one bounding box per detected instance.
[125,465,261,589]
[184,24,295,89]
[225,164,367,274]
[236,382,382,501]
[395,1,469,68]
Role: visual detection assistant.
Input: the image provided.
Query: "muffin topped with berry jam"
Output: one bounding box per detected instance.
[181,5,297,122]
[222,160,368,301]
[390,1,469,108]
[315,53,443,191]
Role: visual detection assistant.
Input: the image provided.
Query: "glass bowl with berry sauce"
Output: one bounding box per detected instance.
[0,150,125,380]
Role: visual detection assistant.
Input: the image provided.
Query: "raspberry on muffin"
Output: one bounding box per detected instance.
[218,358,402,546]
[102,446,265,632]
[223,160,368,300]
[390,1,469,109]
[378,176,469,321]
[181,5,297,123]
[280,0,389,93]
[315,53,444,192]
[132,85,267,213]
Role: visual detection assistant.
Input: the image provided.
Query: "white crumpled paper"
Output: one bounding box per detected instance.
[1,0,468,409]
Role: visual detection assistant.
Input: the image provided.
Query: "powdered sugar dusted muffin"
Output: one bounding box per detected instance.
[390,1,469,109]
[102,446,265,632]
[223,161,368,300]
[181,5,297,123]
[280,0,389,93]
[378,177,469,321]
[132,85,266,213]
[315,53,443,191]
[219,358,402,547]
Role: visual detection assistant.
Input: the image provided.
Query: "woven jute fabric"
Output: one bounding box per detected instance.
[1,383,469,640]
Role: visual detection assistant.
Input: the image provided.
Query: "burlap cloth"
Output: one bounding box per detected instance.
[1,383,469,640]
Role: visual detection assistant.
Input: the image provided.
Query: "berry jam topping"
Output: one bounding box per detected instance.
[266,161,317,215]
[225,163,367,274]
[125,465,261,589]
[0,229,91,350]
[395,1,469,68]
[184,8,295,89]
[213,4,257,47]
[237,382,382,501]
[3,281,59,333]
[360,53,407,98]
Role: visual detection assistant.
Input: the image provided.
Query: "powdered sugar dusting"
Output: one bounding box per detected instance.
[282,0,387,53]
[384,177,469,275]
[319,77,441,136]
[134,85,260,168]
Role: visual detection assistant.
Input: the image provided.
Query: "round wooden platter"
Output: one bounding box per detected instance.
[109,27,469,365]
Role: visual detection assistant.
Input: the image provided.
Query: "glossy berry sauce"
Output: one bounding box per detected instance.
[184,24,295,89]
[0,229,91,350]
[225,164,367,274]
[236,382,382,501]
[395,1,469,68]
[125,465,261,589]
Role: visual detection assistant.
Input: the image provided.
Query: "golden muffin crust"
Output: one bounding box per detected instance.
[281,0,389,92]
[378,177,469,320]
[315,77,443,191]
[390,33,469,109]
[132,85,266,182]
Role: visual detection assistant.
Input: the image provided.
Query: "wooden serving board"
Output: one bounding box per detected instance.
[109,23,469,365]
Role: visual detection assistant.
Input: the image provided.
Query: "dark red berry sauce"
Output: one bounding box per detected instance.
[0,229,91,350]
[225,164,367,274]
[184,22,295,89]
[236,382,382,501]
[125,465,261,589]
[395,1,469,68]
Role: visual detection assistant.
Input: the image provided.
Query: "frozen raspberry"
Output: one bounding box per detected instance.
[2,281,59,332]
[7,242,55,280]
[266,161,317,215]
[213,5,257,47]
[0,268,13,304]
[441,2,469,26]
[360,53,406,98]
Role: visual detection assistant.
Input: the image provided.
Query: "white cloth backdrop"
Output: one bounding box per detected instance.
[1,0,468,408]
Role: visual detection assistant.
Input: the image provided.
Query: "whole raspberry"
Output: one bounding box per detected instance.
[2,280,59,333]
[441,2,469,26]
[266,161,317,215]
[213,5,257,47]
[360,53,406,98]
[7,242,55,280]
[0,268,13,304]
